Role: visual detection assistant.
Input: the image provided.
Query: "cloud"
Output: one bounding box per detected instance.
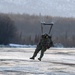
[0,0,75,17]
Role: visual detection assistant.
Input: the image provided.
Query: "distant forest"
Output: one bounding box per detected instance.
[0,13,75,47]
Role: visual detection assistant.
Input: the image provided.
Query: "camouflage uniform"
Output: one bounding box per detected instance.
[30,34,53,61]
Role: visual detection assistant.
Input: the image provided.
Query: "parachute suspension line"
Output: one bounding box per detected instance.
[39,13,45,35]
[41,23,54,35]
[41,23,43,34]
[49,24,53,34]
[39,13,54,35]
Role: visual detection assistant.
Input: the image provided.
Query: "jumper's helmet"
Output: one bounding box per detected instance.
[42,34,49,38]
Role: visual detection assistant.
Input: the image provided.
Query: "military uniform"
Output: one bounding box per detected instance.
[30,34,53,61]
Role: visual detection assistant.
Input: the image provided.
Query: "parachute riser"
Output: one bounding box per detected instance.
[41,22,54,35]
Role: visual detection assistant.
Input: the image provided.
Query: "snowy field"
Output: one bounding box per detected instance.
[0,48,75,75]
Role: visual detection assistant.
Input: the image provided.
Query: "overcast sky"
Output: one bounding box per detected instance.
[0,0,75,17]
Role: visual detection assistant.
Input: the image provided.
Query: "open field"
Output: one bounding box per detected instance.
[0,48,75,75]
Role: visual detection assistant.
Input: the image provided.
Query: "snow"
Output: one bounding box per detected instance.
[0,48,75,75]
[9,44,36,48]
[0,43,64,48]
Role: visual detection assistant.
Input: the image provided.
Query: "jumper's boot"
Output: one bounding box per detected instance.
[30,57,35,60]
[38,58,41,61]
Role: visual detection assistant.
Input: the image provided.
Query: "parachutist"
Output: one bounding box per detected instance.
[30,34,53,61]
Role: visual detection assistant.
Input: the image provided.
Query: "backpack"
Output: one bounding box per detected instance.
[46,35,54,49]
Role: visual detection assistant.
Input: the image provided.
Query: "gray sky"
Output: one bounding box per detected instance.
[0,0,75,17]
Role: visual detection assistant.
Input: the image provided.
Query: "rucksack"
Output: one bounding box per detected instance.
[46,35,54,49]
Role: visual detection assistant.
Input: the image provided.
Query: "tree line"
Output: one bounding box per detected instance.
[0,14,16,45]
[0,13,75,47]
